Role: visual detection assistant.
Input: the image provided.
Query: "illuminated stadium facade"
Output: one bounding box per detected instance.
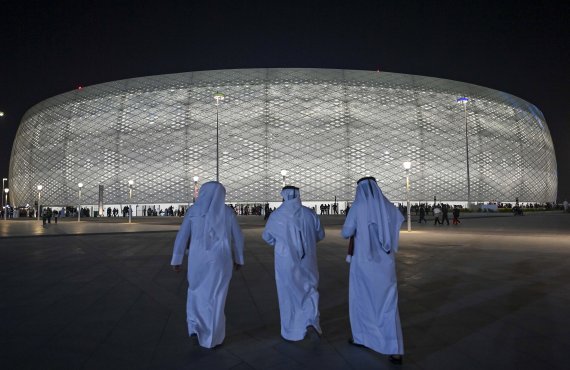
[9,69,557,210]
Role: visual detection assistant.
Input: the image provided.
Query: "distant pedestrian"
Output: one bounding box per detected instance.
[264,203,271,220]
[441,205,450,225]
[433,205,442,225]
[419,205,427,223]
[452,206,461,225]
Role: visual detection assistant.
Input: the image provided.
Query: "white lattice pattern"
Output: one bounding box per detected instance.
[9,69,557,206]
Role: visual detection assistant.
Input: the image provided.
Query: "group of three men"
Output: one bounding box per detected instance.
[170,177,404,363]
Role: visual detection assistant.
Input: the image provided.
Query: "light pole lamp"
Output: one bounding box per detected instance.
[1,115,5,217]
[128,180,134,223]
[78,183,83,222]
[193,176,199,203]
[403,161,412,232]
[280,170,288,187]
[3,188,8,220]
[2,178,6,216]
[213,92,225,182]
[457,97,471,208]
[37,185,43,220]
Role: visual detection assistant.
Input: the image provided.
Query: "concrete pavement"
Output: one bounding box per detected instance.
[1,212,569,369]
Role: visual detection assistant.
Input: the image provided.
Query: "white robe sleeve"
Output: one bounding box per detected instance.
[341,207,357,239]
[171,212,192,265]
[262,213,277,246]
[229,209,245,265]
[314,214,325,242]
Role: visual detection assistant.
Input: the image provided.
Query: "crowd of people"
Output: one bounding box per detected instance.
[6,199,563,221]
[0,205,14,219]
[1,205,88,219]
[399,203,462,225]
[228,203,266,216]
[317,203,340,214]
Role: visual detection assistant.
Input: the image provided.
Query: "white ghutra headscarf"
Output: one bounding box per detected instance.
[266,186,308,260]
[188,181,228,250]
[352,177,404,258]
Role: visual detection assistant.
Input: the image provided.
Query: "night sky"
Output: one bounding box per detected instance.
[1,1,568,200]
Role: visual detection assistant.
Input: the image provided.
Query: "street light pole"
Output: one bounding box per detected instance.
[3,188,8,220]
[2,178,6,218]
[78,183,83,222]
[37,185,43,221]
[1,113,5,218]
[193,176,199,203]
[280,170,288,187]
[457,97,471,208]
[213,92,225,182]
[403,161,412,232]
[128,180,134,223]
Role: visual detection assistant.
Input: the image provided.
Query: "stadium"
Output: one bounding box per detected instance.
[8,68,557,213]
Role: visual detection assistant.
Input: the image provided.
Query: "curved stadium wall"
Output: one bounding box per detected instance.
[9,69,557,207]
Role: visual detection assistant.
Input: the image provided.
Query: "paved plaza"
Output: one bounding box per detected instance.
[1,212,569,369]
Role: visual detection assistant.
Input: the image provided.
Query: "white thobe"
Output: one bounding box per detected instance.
[341,179,404,355]
[171,205,244,348]
[262,204,325,341]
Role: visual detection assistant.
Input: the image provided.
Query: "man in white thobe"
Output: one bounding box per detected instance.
[171,181,244,349]
[262,186,325,341]
[341,177,405,363]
